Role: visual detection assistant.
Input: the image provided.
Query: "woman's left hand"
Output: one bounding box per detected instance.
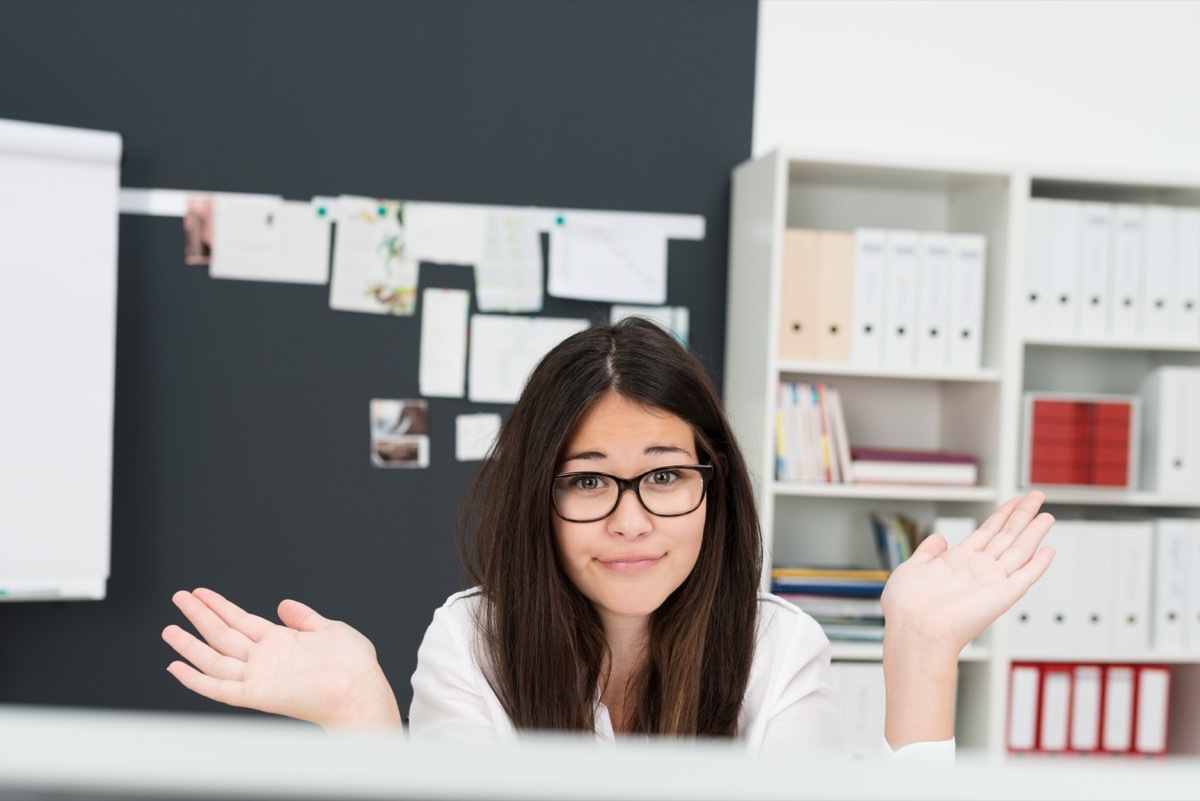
[880,491,1056,661]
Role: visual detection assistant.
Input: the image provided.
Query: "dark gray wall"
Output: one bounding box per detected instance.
[0,0,756,719]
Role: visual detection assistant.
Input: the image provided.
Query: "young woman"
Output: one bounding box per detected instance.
[163,318,1054,755]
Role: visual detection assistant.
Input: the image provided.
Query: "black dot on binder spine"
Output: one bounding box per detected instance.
[1091,296,1100,305]
[829,324,838,334]
[864,324,873,334]
[792,322,801,333]
[930,328,939,338]
[1058,294,1069,304]
[1156,299,1165,309]
[1029,292,1038,302]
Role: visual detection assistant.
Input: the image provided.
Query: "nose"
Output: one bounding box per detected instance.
[606,486,653,539]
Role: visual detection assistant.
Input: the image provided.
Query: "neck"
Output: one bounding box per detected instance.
[599,613,650,733]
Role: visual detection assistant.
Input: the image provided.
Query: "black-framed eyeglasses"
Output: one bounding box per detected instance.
[550,464,714,523]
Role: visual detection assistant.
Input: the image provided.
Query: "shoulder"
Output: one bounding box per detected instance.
[754,593,830,664]
[428,587,484,631]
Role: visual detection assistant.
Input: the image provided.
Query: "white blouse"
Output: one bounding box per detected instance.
[408,589,953,761]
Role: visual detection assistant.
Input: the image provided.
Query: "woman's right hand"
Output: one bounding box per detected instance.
[162,588,403,731]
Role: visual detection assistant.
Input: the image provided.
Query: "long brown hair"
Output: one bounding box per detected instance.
[457,317,762,737]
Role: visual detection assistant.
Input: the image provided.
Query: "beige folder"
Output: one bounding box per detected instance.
[778,229,821,361]
[814,231,855,362]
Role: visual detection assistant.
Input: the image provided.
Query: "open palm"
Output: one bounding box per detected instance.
[881,492,1055,657]
[162,588,401,729]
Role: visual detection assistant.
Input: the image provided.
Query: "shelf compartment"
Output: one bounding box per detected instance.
[1025,336,1200,354]
[1036,488,1200,508]
[778,360,1002,383]
[774,482,1000,503]
[832,641,991,662]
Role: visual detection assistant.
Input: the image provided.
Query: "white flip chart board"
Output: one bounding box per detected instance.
[0,118,122,600]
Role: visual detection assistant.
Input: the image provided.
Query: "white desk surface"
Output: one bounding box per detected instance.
[0,704,1195,800]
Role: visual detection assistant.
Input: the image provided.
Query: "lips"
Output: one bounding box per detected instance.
[598,554,663,574]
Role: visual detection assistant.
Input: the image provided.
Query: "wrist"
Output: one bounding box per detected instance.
[322,670,404,731]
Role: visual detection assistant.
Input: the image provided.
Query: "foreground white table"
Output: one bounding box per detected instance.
[0,704,1194,800]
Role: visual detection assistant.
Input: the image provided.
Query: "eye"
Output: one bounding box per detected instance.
[646,469,679,487]
[571,474,609,492]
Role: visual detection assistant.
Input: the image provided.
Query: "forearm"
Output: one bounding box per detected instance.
[881,628,958,749]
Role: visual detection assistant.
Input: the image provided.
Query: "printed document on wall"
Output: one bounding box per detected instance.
[548,214,668,304]
[419,288,470,398]
[468,315,589,403]
[209,194,331,285]
[329,196,418,315]
[610,304,689,346]
[476,210,543,312]
[405,202,488,267]
[456,413,502,461]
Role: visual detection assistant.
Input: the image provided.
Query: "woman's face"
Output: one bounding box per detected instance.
[551,392,706,632]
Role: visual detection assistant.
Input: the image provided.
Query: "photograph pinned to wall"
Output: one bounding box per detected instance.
[610,304,689,346]
[548,212,668,304]
[183,195,213,266]
[330,196,418,315]
[475,209,544,312]
[208,195,331,285]
[456,413,502,461]
[369,399,430,468]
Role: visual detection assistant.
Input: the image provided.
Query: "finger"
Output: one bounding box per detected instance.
[959,496,1022,551]
[172,590,255,660]
[996,511,1056,576]
[166,660,248,709]
[191,587,276,643]
[277,599,332,633]
[162,624,246,681]
[906,533,948,565]
[984,492,1048,559]
[995,545,1056,608]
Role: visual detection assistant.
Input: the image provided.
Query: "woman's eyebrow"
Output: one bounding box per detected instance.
[560,449,606,462]
[644,445,691,457]
[559,444,691,463]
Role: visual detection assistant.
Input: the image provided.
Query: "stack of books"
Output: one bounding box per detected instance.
[849,447,979,486]
[771,566,888,642]
[774,381,853,484]
[869,511,920,571]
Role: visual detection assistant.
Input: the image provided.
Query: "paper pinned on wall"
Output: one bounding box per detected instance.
[547,212,668,304]
[329,196,418,315]
[419,288,470,398]
[208,195,332,285]
[476,209,543,312]
[456,413,502,461]
[405,202,488,267]
[468,315,590,404]
[609,304,689,345]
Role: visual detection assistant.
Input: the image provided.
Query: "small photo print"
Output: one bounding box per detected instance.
[370,399,430,468]
[183,195,214,266]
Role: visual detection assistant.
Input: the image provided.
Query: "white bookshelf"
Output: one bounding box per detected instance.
[723,148,1200,760]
